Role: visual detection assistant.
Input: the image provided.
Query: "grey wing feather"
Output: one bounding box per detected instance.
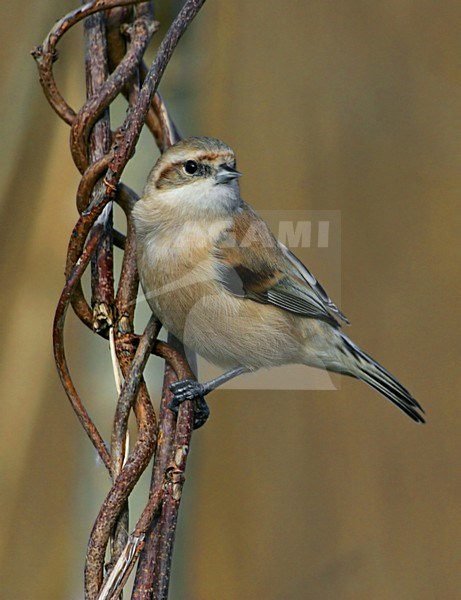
[278,243,350,324]
[218,260,342,327]
[247,278,338,325]
[214,212,348,326]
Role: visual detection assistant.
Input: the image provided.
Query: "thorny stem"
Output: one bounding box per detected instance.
[35,1,207,598]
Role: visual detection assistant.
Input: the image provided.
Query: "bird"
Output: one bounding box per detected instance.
[132,136,424,424]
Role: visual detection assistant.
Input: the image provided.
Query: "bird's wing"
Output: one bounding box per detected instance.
[214,203,348,327]
[277,243,349,324]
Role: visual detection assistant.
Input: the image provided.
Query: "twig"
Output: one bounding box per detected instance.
[71,11,158,174]
[111,316,161,477]
[97,486,164,600]
[85,317,160,599]
[53,224,112,473]
[131,364,178,599]
[31,0,147,124]
[106,0,206,181]
[84,389,157,600]
[107,351,195,600]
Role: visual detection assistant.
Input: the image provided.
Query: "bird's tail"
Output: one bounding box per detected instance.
[337,333,425,423]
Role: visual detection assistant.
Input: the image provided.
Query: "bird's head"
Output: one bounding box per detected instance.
[142,137,242,217]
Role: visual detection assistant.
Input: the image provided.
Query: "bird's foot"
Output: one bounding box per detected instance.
[168,380,210,429]
[169,380,205,403]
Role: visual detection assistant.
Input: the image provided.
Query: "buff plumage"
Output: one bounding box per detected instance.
[133,137,424,423]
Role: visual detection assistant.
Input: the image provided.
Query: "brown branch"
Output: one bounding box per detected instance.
[84,9,116,337]
[96,488,164,600]
[66,182,137,338]
[66,182,116,333]
[84,317,159,600]
[105,350,195,600]
[53,173,118,474]
[83,6,126,572]
[70,11,158,174]
[36,2,208,598]
[106,0,206,181]
[31,0,147,124]
[111,316,160,476]
[77,154,114,214]
[53,223,111,473]
[149,92,182,151]
[149,346,196,600]
[114,184,140,335]
[84,394,157,600]
[131,364,178,600]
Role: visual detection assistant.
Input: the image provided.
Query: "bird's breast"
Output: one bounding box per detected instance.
[136,218,308,370]
[137,220,231,336]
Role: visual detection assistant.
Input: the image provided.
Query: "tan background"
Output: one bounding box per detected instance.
[1,1,460,598]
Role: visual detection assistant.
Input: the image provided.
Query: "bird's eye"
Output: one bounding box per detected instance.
[184,160,198,175]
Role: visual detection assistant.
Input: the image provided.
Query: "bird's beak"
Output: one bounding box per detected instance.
[215,163,243,184]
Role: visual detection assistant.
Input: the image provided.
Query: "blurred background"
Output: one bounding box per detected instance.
[1,1,460,598]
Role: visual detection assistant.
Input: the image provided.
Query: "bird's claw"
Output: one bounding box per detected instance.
[168,379,210,429]
[169,379,205,404]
